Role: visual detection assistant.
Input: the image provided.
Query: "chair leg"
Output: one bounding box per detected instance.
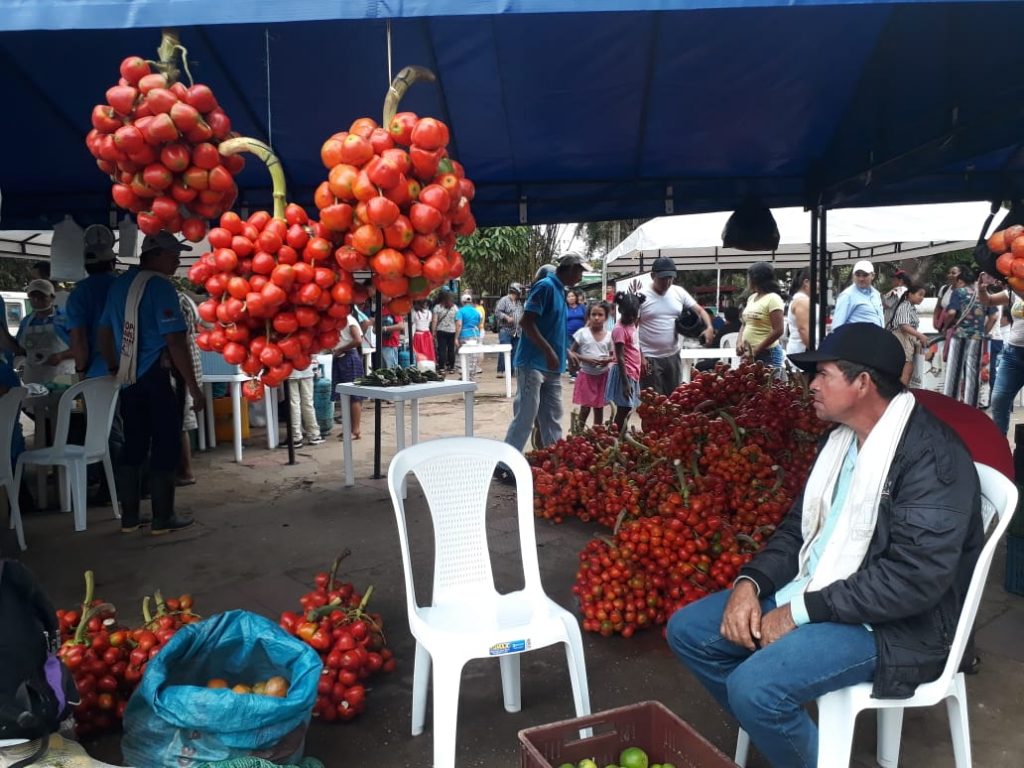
[430,657,465,768]
[102,456,120,519]
[411,641,431,737]
[498,654,521,713]
[816,694,856,768]
[735,728,751,767]
[947,674,972,768]
[876,708,904,768]
[57,466,70,512]
[70,463,87,532]
[563,622,591,718]
[6,479,25,551]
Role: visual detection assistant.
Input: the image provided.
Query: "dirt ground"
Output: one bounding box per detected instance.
[4,371,1024,768]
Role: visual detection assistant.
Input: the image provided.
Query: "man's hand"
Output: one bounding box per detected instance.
[759,604,797,646]
[188,381,205,412]
[720,581,762,651]
[701,327,715,345]
[544,349,559,371]
[642,356,652,376]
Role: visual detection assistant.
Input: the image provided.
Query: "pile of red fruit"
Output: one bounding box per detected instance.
[315,110,474,316]
[56,571,200,736]
[278,552,395,722]
[188,203,349,398]
[86,50,243,241]
[528,362,830,637]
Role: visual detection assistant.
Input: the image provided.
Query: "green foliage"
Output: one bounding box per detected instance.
[0,260,39,292]
[457,225,566,297]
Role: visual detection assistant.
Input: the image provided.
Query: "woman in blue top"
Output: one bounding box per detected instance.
[455,293,482,343]
[565,290,586,341]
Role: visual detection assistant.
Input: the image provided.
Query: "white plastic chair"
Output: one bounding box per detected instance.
[388,437,591,768]
[720,332,739,349]
[735,462,1017,768]
[0,386,28,550]
[13,377,121,544]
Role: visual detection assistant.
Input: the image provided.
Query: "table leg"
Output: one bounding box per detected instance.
[230,381,243,463]
[461,352,469,382]
[504,352,512,398]
[395,400,407,498]
[204,384,217,449]
[34,402,47,508]
[197,407,207,451]
[264,389,277,449]
[681,359,693,384]
[342,394,354,487]
[465,391,474,437]
[410,399,419,445]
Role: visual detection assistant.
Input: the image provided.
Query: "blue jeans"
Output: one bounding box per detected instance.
[667,589,876,768]
[990,343,1024,434]
[497,329,518,373]
[504,367,563,450]
[381,346,399,369]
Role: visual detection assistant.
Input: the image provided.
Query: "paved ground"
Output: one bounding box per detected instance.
[3,372,1024,768]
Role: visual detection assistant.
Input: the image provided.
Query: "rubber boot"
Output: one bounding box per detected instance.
[149,470,194,535]
[115,464,142,532]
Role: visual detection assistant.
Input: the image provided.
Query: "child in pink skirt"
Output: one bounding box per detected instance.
[606,291,644,433]
[569,301,615,427]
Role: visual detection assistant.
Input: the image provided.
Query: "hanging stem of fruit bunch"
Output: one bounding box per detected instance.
[149,28,195,86]
[382,65,436,126]
[219,136,288,221]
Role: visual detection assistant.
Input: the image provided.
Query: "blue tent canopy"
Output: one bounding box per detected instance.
[2,0,1024,229]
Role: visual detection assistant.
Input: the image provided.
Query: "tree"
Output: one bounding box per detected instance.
[457,224,572,297]
[579,219,649,262]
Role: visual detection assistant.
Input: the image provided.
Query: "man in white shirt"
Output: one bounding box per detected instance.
[636,257,714,394]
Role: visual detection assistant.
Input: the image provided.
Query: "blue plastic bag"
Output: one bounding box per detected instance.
[122,610,322,768]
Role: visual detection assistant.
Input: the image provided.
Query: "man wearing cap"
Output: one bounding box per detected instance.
[881,268,911,329]
[17,278,74,386]
[98,231,203,535]
[667,323,982,767]
[636,256,713,395]
[831,260,884,329]
[500,253,588,462]
[494,283,524,376]
[67,226,118,380]
[455,292,483,352]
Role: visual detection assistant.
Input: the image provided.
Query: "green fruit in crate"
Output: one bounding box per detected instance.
[577,760,599,768]
[556,764,574,768]
[619,747,649,768]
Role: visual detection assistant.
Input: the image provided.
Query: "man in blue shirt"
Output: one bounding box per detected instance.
[501,253,588,460]
[67,228,118,379]
[99,231,203,535]
[830,259,884,329]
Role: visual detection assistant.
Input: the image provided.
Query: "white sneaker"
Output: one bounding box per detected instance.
[307,435,325,445]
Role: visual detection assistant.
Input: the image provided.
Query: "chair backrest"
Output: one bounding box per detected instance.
[938,462,1017,682]
[50,377,119,457]
[719,332,738,349]
[0,387,27,480]
[387,437,542,611]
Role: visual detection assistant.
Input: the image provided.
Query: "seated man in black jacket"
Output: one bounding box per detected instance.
[667,322,982,768]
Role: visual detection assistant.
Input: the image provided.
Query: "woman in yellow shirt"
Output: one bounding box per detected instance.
[737,261,785,373]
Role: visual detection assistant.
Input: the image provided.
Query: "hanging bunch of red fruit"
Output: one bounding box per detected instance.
[314,66,474,316]
[189,138,350,400]
[277,551,396,723]
[85,31,244,241]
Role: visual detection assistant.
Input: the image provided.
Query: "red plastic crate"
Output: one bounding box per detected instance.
[518,700,736,768]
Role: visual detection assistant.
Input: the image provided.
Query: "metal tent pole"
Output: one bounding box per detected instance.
[373,291,384,479]
[818,206,829,343]
[809,208,819,350]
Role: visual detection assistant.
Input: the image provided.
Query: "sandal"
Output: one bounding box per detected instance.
[175,477,197,487]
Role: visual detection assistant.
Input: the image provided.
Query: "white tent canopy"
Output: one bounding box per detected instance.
[603,202,992,275]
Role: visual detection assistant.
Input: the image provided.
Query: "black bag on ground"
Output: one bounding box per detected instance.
[0,560,77,742]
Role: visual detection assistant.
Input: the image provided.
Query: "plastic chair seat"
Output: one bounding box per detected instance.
[413,591,572,642]
[18,445,89,465]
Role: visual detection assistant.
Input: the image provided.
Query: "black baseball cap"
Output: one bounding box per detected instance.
[652,256,677,278]
[788,322,905,380]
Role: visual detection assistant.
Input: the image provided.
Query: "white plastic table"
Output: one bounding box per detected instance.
[200,374,277,462]
[336,380,478,488]
[677,347,742,383]
[458,343,513,397]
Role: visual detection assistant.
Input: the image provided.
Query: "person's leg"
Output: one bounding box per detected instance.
[900,361,913,387]
[724,620,876,767]
[497,329,511,373]
[504,367,544,451]
[990,345,1024,434]
[593,406,604,426]
[662,354,682,393]
[536,371,564,447]
[990,339,1003,392]
[300,378,320,441]
[288,378,303,443]
[577,406,591,427]
[350,399,362,439]
[115,386,148,530]
[178,432,194,483]
[145,368,188,532]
